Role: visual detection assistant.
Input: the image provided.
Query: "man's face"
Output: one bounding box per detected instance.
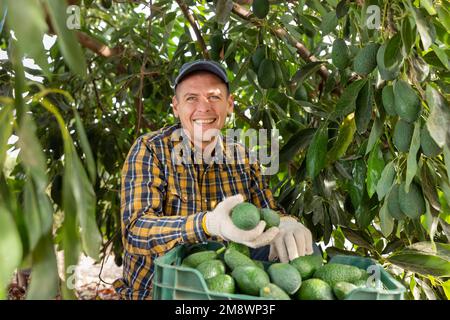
[172,71,234,148]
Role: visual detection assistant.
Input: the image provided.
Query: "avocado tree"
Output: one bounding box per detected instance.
[0,0,449,300]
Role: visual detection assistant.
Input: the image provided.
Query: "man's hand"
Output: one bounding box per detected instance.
[204,194,279,248]
[268,216,313,263]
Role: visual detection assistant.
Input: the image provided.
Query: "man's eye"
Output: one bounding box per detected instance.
[186,96,196,102]
[209,96,220,101]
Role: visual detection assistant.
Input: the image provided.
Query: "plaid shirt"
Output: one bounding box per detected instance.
[113,123,283,300]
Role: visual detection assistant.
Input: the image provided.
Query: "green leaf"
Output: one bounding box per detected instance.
[334,79,367,118]
[45,0,87,77]
[437,5,450,31]
[401,17,415,56]
[380,200,394,237]
[320,11,338,35]
[420,0,436,15]
[279,128,315,164]
[384,33,403,69]
[17,114,48,192]
[426,85,450,148]
[5,0,49,75]
[431,44,450,70]
[65,148,101,260]
[0,205,23,300]
[376,160,395,201]
[366,141,385,198]
[420,163,441,214]
[26,234,59,299]
[341,227,374,250]
[349,159,366,209]
[413,8,436,50]
[445,145,450,186]
[442,280,450,299]
[0,105,13,170]
[327,115,356,163]
[388,242,450,277]
[291,61,325,84]
[23,179,43,251]
[405,121,421,191]
[306,125,328,178]
[74,110,96,184]
[62,171,81,300]
[365,116,383,155]
[355,80,373,134]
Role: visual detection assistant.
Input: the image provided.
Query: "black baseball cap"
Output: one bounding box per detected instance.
[174,60,229,90]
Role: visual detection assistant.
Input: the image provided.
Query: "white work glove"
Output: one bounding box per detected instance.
[204,194,279,248]
[268,216,313,263]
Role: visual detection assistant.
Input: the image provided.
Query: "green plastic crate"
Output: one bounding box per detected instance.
[152,242,406,300]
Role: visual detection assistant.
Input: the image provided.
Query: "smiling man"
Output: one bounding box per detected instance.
[113,60,313,300]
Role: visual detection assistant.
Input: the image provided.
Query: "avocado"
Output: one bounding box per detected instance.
[251,46,266,71]
[313,263,364,287]
[182,250,217,268]
[353,43,380,76]
[271,60,284,88]
[254,260,265,270]
[224,248,256,271]
[398,182,426,219]
[394,80,421,123]
[232,265,270,296]
[196,259,226,280]
[258,59,276,89]
[267,263,302,295]
[252,0,270,19]
[260,283,291,300]
[295,278,335,300]
[206,274,236,294]
[386,184,406,220]
[420,125,442,157]
[227,242,250,257]
[381,85,397,116]
[332,39,350,70]
[290,254,324,280]
[333,281,357,300]
[294,84,308,101]
[231,202,261,230]
[393,119,413,152]
[260,208,280,229]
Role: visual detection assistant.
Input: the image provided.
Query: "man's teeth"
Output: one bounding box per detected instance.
[194,119,215,124]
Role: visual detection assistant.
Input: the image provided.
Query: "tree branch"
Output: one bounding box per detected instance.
[175,0,210,59]
[76,32,123,58]
[231,2,329,81]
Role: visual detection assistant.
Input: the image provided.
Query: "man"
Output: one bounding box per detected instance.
[113,60,313,300]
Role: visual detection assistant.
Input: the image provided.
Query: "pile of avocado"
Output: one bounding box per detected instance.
[179,203,371,299]
[180,241,370,300]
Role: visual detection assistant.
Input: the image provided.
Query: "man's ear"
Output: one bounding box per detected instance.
[227,94,234,115]
[172,96,179,118]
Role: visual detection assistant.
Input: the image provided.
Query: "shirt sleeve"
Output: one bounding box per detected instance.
[120,136,208,256]
[248,162,287,215]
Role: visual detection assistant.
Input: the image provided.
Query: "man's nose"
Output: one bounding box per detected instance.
[195,97,213,112]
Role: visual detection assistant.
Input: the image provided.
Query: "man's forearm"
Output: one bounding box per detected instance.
[123,211,209,256]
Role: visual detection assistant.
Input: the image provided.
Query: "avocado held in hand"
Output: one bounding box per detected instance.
[231,202,261,230]
[231,202,281,230]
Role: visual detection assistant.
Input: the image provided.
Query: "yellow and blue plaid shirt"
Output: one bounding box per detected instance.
[113,123,283,300]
